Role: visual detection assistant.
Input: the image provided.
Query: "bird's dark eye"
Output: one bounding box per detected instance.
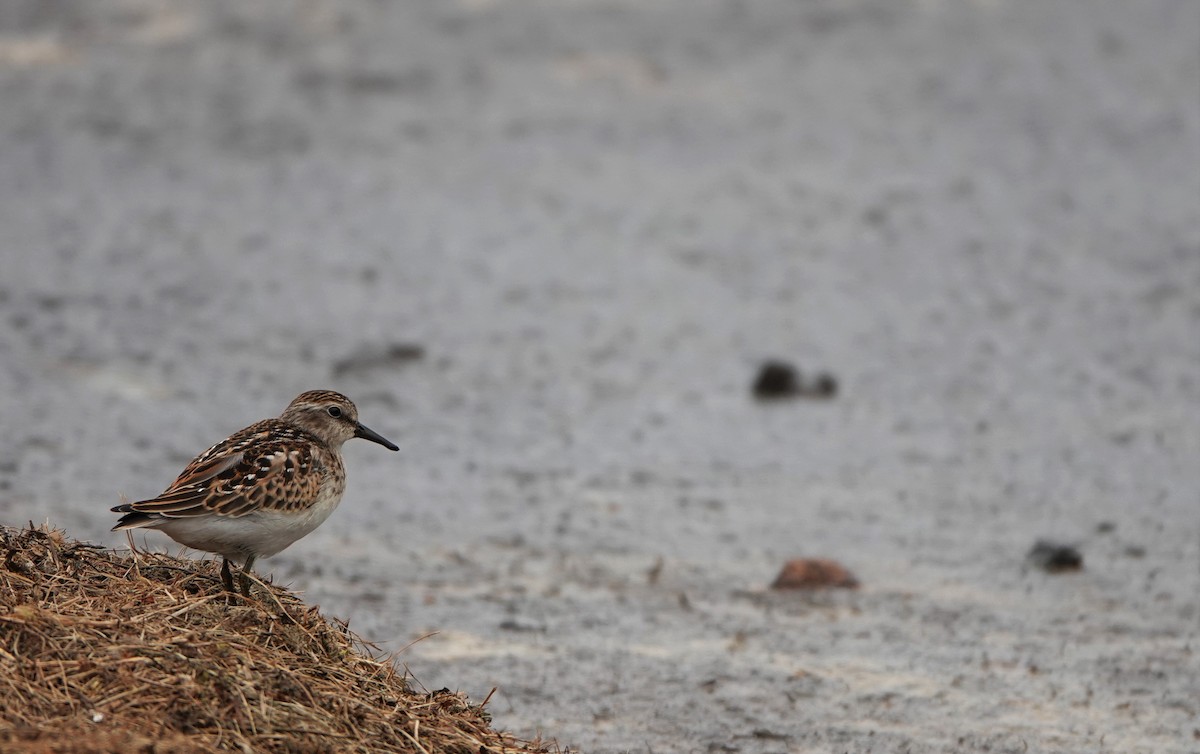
[327,406,342,418]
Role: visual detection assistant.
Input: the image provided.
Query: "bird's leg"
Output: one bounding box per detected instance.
[220,558,236,593]
[238,554,257,597]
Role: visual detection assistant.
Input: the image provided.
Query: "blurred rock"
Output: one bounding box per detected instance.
[770,558,859,589]
[751,360,839,400]
[752,360,802,399]
[331,343,425,378]
[809,372,839,398]
[1027,540,1083,573]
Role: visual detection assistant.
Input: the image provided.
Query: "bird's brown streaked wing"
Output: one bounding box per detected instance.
[164,423,279,489]
[165,451,245,492]
[127,434,320,519]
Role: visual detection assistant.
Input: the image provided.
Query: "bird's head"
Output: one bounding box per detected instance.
[279,390,398,451]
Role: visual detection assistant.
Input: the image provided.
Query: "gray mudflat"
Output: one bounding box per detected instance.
[1,1,1197,751]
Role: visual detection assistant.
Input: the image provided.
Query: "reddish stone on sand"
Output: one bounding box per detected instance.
[771,558,859,589]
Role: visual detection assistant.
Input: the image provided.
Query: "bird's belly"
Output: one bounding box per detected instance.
[156,492,343,562]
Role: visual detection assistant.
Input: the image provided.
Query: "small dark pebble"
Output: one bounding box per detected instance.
[809,372,838,398]
[752,360,839,400]
[753,360,802,399]
[752,729,790,741]
[1027,540,1083,573]
[332,343,425,378]
[497,619,545,633]
[1123,545,1146,558]
[1095,521,1116,534]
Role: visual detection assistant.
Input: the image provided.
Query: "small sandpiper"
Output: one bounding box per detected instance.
[113,390,398,595]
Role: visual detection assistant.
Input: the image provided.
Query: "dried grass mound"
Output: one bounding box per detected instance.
[0,525,552,754]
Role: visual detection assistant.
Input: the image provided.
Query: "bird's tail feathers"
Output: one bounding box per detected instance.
[111,504,162,532]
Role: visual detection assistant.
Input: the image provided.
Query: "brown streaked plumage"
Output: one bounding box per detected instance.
[113,390,398,596]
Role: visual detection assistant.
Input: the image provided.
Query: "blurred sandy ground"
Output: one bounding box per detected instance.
[0,1,1197,751]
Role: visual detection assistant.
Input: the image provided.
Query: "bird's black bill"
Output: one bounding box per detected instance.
[354,422,399,451]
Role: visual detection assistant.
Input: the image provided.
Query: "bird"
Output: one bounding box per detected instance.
[112,390,398,596]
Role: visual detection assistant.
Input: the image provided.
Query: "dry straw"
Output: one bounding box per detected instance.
[0,525,553,754]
